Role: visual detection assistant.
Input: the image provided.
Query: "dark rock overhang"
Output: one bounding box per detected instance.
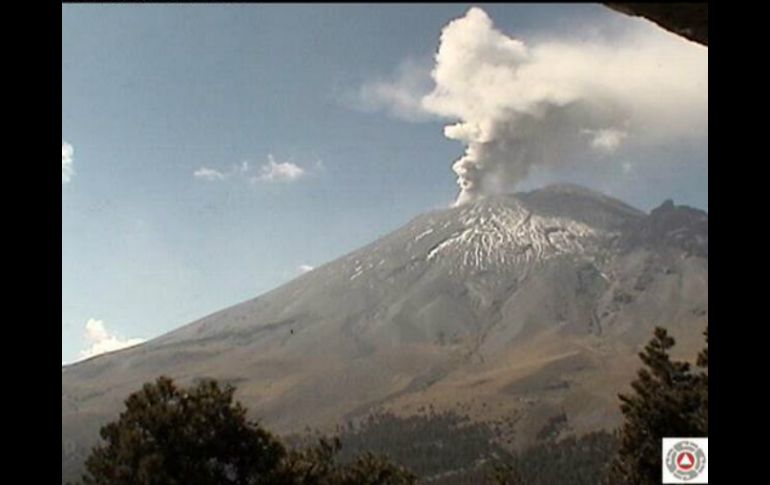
[605,3,708,46]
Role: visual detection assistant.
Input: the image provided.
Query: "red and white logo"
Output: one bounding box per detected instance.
[663,438,708,483]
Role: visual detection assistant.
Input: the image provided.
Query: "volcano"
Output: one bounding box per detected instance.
[62,184,707,481]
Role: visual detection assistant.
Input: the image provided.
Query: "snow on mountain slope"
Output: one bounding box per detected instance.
[62,185,707,483]
[424,199,600,271]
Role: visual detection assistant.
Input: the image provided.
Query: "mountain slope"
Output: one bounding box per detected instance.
[62,185,707,481]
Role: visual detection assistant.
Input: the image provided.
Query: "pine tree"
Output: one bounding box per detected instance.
[72,376,287,485]
[606,327,708,485]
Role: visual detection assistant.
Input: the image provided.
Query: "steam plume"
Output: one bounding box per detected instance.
[417,8,707,205]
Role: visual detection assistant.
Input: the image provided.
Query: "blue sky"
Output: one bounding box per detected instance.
[62,4,707,363]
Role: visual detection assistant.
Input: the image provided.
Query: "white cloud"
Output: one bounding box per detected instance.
[193,161,250,181]
[195,156,310,185]
[79,318,144,361]
[62,142,74,184]
[298,264,315,273]
[254,155,306,183]
[193,167,227,181]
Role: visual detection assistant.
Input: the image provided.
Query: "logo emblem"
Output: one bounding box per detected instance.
[663,438,708,483]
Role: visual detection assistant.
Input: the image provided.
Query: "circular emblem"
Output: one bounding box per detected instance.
[666,440,706,481]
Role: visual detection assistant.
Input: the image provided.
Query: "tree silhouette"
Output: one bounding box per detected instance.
[72,376,286,485]
[606,326,708,484]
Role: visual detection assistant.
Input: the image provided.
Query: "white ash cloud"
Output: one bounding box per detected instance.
[356,58,438,122]
[582,128,628,153]
[363,7,707,205]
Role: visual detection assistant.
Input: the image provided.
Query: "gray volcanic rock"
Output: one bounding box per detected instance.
[620,199,708,257]
[62,185,708,482]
